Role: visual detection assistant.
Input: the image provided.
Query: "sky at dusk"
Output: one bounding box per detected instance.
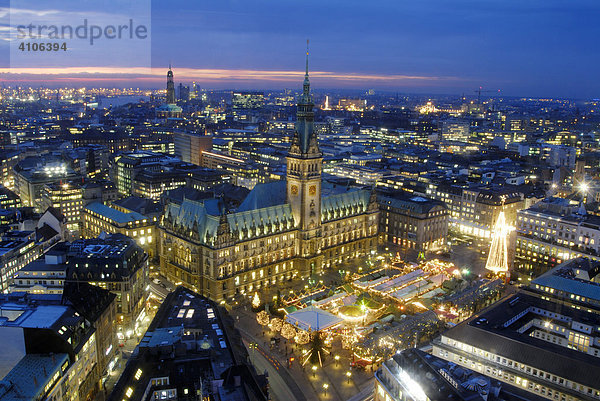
[1,0,600,98]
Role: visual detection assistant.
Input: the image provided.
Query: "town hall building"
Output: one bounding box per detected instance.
[158,53,379,301]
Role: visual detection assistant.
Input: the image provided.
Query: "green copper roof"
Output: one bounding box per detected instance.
[321,189,371,222]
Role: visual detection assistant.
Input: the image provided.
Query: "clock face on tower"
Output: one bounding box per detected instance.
[309,185,316,195]
[291,185,298,195]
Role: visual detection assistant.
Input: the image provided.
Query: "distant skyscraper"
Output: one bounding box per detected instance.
[166,65,175,104]
[178,82,190,101]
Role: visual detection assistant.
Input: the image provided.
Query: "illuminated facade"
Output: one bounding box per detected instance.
[0,185,20,209]
[9,254,66,294]
[232,91,265,109]
[0,231,42,293]
[81,202,157,259]
[158,54,379,301]
[173,131,212,166]
[426,183,524,238]
[131,168,188,200]
[515,197,600,276]
[0,283,116,401]
[112,151,173,196]
[40,181,84,233]
[378,192,448,253]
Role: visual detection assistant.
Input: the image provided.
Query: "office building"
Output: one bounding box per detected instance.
[8,247,67,294]
[112,151,177,196]
[81,201,158,259]
[0,185,21,209]
[0,230,42,292]
[515,197,600,276]
[13,155,81,208]
[378,191,448,253]
[40,181,84,234]
[375,348,543,401]
[200,151,261,189]
[432,257,600,401]
[441,120,471,142]
[173,131,213,166]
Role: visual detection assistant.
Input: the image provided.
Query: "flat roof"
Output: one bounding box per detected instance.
[0,304,69,328]
[84,202,146,224]
[18,260,66,273]
[0,354,69,401]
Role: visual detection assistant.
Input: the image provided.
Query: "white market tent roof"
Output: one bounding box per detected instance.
[285,305,343,331]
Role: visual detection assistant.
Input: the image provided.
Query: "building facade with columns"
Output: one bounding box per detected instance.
[158,55,379,301]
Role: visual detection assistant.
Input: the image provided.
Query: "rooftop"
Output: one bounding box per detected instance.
[442,292,600,389]
[108,286,267,401]
[383,348,544,401]
[0,353,69,401]
[84,202,147,225]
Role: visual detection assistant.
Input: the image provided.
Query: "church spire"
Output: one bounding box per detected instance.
[166,64,175,104]
[305,39,309,78]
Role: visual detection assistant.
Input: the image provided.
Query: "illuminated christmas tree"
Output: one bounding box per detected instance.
[252,292,261,309]
[485,210,510,274]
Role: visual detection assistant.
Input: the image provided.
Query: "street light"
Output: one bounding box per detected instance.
[312,365,317,378]
[334,355,340,367]
[323,383,329,395]
[346,370,352,384]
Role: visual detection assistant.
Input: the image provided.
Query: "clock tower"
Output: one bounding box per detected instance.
[287,42,323,276]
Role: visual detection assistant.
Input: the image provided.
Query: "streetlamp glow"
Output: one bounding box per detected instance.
[312,365,317,377]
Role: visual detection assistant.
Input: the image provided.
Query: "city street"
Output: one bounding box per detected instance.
[233,302,375,401]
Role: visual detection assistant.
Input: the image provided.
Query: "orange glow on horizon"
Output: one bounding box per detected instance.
[0,66,462,86]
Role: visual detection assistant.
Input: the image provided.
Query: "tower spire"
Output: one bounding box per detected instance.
[302,39,311,100]
[305,39,309,78]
